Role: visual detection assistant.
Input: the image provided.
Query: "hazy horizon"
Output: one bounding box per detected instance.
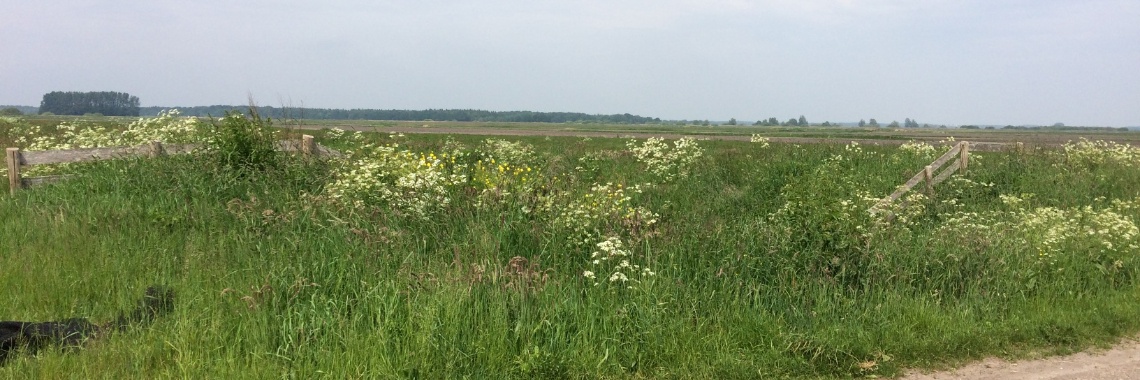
[2,1,1138,127]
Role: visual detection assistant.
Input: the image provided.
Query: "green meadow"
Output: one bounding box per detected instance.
[2,112,1139,378]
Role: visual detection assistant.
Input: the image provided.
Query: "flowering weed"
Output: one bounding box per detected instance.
[749,134,771,148]
[549,182,658,248]
[1062,138,1140,168]
[323,144,465,219]
[626,137,704,182]
[582,236,654,290]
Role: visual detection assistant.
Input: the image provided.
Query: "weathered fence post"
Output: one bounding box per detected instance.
[6,148,21,195]
[923,165,934,195]
[302,135,316,156]
[871,141,971,217]
[148,141,165,158]
[959,141,969,172]
[7,138,337,193]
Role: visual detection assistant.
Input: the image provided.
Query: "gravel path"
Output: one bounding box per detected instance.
[903,340,1140,380]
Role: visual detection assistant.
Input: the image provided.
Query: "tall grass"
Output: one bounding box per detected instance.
[1,123,1139,378]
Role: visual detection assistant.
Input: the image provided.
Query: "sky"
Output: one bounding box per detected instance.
[2,0,1138,126]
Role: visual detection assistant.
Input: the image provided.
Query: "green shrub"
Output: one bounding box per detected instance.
[203,108,281,173]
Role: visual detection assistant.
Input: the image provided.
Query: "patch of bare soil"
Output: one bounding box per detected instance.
[902,339,1140,380]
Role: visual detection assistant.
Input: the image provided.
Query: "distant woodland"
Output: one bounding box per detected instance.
[39,91,140,116]
[8,95,1134,129]
[139,106,662,124]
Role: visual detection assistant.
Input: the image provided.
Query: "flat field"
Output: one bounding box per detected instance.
[289,119,1140,149]
[1,114,1139,378]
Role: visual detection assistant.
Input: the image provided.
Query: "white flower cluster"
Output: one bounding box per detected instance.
[4,110,205,177]
[551,182,658,248]
[826,141,882,163]
[999,193,1033,208]
[328,130,403,160]
[749,134,770,148]
[897,140,937,158]
[479,139,536,166]
[120,109,203,145]
[324,145,465,219]
[325,127,347,140]
[938,195,1140,267]
[20,122,120,150]
[626,137,704,182]
[1111,198,1140,214]
[582,236,654,289]
[13,110,203,152]
[1062,138,1140,167]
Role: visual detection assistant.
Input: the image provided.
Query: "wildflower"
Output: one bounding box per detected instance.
[550,183,659,247]
[324,145,464,219]
[936,198,1140,269]
[897,140,936,158]
[626,137,704,182]
[1063,138,1140,167]
[749,134,770,147]
[583,236,655,291]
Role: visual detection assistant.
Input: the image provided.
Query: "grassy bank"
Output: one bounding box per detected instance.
[2,113,1139,378]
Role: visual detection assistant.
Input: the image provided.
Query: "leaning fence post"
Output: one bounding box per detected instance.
[6,148,22,195]
[923,165,934,196]
[959,141,969,173]
[148,141,165,158]
[302,135,316,156]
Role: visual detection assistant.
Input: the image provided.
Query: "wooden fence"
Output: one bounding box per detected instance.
[870,141,970,216]
[6,135,338,194]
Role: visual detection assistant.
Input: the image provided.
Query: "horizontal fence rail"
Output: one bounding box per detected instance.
[870,141,969,217]
[6,135,339,194]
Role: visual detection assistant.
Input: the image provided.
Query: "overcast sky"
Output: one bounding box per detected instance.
[2,0,1138,126]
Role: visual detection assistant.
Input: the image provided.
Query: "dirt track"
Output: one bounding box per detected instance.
[903,339,1140,379]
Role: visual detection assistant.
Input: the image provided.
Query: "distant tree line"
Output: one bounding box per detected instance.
[39,91,140,116]
[0,105,37,115]
[752,115,808,126]
[998,125,1129,132]
[138,106,661,124]
[855,118,923,128]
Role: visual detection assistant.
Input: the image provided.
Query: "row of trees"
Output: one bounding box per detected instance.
[701,116,936,128]
[669,116,833,127]
[139,106,661,124]
[856,118,923,128]
[752,116,809,126]
[39,91,140,116]
[675,116,829,127]
[717,117,930,128]
[29,96,1123,130]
